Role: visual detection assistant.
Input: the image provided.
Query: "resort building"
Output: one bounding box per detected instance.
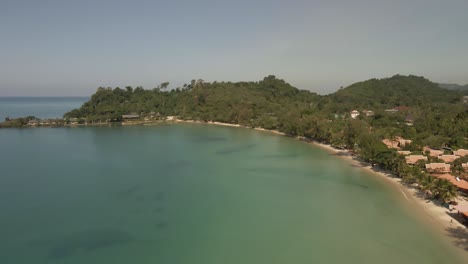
[405,155,427,165]
[431,174,468,192]
[382,139,400,149]
[382,136,412,150]
[405,114,414,125]
[27,119,39,126]
[425,163,451,174]
[438,155,460,163]
[462,163,468,172]
[362,110,374,117]
[384,108,399,114]
[395,137,412,147]
[122,114,140,120]
[423,147,444,157]
[453,149,468,157]
[350,110,360,119]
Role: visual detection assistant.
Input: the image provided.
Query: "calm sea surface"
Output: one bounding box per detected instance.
[0,124,465,264]
[0,97,88,121]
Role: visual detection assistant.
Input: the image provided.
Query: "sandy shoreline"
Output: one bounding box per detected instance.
[175,119,468,256]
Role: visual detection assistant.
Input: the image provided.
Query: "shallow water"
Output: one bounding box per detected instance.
[0,124,464,263]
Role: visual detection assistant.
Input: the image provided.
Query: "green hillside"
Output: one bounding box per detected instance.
[323,75,463,113]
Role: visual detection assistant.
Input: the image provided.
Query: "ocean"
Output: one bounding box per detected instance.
[0,97,88,121]
[0,122,465,264]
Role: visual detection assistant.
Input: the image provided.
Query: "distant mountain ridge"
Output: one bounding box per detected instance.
[438,83,468,91]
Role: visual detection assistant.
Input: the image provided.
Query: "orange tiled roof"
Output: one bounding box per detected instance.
[405,155,427,165]
[453,149,468,157]
[425,163,451,173]
[423,147,444,157]
[438,155,460,163]
[431,173,468,191]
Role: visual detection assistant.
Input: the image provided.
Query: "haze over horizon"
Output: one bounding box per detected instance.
[1,0,468,96]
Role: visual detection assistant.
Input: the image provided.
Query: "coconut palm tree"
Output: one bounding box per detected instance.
[434,179,458,203]
[420,174,437,192]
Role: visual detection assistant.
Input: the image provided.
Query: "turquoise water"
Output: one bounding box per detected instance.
[0,97,88,121]
[0,124,464,263]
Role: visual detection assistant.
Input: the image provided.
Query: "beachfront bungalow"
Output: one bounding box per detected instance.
[423,147,444,157]
[122,114,140,121]
[453,149,468,157]
[425,163,451,174]
[405,155,428,165]
[350,110,360,119]
[397,151,411,156]
[431,174,468,192]
[39,119,51,125]
[438,155,460,163]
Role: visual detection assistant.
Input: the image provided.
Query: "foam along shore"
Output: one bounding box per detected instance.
[176,119,468,256]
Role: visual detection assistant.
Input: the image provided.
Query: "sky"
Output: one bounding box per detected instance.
[1,0,468,96]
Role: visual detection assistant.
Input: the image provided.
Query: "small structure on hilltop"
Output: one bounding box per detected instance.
[438,155,460,163]
[384,108,399,114]
[350,110,360,119]
[405,114,414,125]
[405,155,428,165]
[425,163,451,174]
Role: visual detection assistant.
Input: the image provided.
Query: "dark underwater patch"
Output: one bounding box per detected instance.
[190,135,227,143]
[46,228,134,259]
[262,153,299,159]
[114,185,141,198]
[216,143,256,154]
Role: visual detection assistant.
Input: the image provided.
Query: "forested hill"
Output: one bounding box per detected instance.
[321,75,463,113]
[65,75,321,127]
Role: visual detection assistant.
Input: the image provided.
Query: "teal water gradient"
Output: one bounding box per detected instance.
[0,124,464,263]
[0,97,88,121]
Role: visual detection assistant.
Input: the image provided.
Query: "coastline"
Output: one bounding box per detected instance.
[3,117,466,255]
[175,119,468,256]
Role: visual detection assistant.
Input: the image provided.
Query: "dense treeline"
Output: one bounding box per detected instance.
[65,74,467,149]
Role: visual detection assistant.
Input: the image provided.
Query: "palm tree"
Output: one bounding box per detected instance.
[420,174,437,192]
[434,179,458,203]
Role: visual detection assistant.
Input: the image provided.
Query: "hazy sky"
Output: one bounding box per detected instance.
[1,0,467,96]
